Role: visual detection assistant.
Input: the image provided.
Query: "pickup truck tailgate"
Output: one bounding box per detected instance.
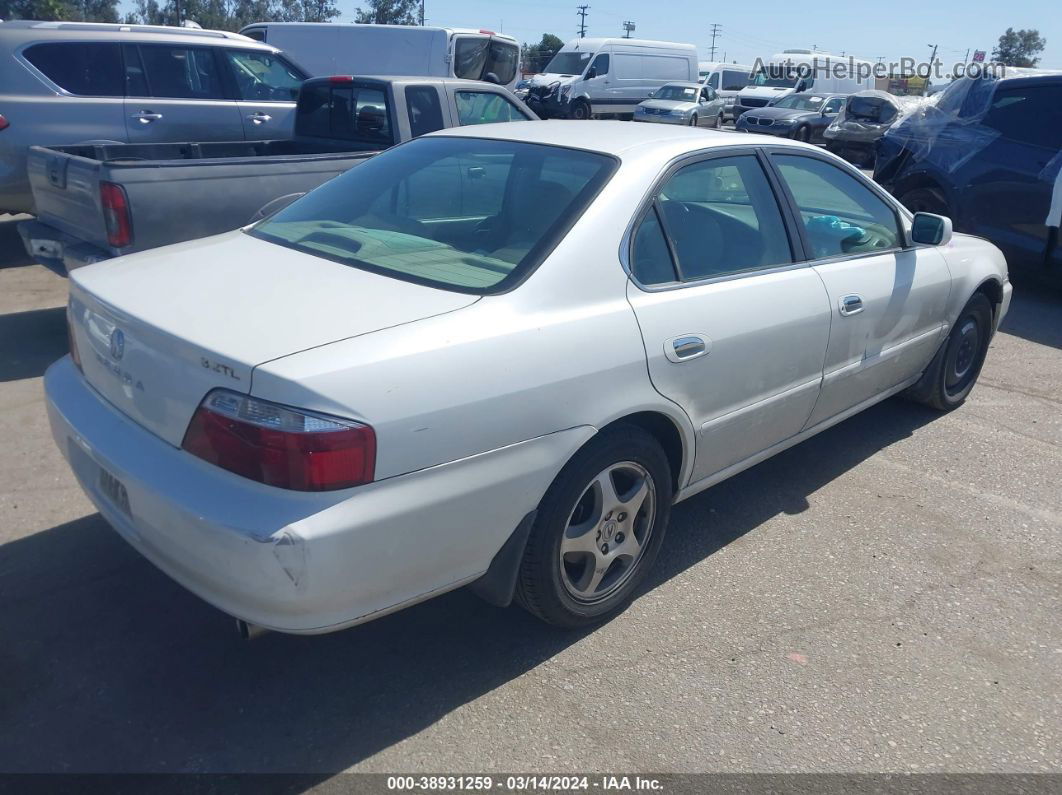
[27,146,111,252]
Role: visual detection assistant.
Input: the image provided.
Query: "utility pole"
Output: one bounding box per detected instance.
[577,5,589,38]
[925,43,938,95]
[963,47,970,63]
[707,23,721,61]
[419,0,424,26]
[174,0,182,25]
[622,20,635,38]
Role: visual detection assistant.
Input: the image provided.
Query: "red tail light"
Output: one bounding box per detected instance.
[100,181,132,247]
[0,114,9,131]
[182,390,376,491]
[329,75,355,83]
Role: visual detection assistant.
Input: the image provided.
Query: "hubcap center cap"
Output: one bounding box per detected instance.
[600,519,618,541]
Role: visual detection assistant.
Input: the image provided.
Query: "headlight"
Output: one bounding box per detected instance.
[559,84,572,98]
[670,108,686,116]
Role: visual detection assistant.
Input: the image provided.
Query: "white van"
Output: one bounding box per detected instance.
[698,61,754,120]
[238,23,521,90]
[734,50,874,119]
[524,38,697,119]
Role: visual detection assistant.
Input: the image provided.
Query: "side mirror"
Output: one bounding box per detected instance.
[911,212,953,246]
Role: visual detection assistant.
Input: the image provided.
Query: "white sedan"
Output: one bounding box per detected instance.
[47,122,1012,634]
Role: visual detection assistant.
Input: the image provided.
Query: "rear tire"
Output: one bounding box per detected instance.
[905,293,993,411]
[515,425,673,628]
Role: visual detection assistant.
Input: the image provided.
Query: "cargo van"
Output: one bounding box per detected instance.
[734,50,874,119]
[698,61,754,120]
[524,37,697,119]
[238,23,520,90]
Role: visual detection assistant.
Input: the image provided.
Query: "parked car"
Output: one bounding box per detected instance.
[0,20,309,215]
[524,37,697,120]
[698,61,754,121]
[46,121,1011,635]
[633,82,725,127]
[824,90,918,167]
[734,50,874,119]
[735,92,846,142]
[875,72,1062,275]
[238,23,521,91]
[19,76,536,274]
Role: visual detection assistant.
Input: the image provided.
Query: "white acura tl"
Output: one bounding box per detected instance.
[47,122,1011,634]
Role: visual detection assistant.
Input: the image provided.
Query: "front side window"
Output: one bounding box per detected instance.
[823,97,845,114]
[631,155,792,284]
[455,91,530,125]
[405,85,445,137]
[224,50,305,102]
[706,72,720,89]
[722,70,750,91]
[251,137,616,293]
[588,54,609,77]
[24,42,123,96]
[774,155,902,259]
[136,45,224,99]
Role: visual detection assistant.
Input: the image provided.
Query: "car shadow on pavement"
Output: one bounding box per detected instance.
[0,215,33,269]
[998,289,1062,351]
[0,306,67,382]
[0,398,939,775]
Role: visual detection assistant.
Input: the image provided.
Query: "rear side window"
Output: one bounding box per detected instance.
[981,84,1062,149]
[24,42,123,96]
[405,85,445,137]
[135,45,224,99]
[455,91,530,125]
[296,83,394,145]
[224,50,304,102]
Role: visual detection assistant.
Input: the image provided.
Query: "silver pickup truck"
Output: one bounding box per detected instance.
[20,75,536,274]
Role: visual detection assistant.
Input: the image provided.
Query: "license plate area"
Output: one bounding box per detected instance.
[98,466,131,517]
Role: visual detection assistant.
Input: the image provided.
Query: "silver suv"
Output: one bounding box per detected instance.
[0,20,308,214]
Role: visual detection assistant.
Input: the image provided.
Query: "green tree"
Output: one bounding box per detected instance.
[1,0,118,21]
[522,32,563,73]
[992,27,1046,68]
[354,0,419,25]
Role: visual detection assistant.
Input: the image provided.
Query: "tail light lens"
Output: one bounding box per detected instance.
[182,389,376,491]
[0,114,9,131]
[100,181,132,247]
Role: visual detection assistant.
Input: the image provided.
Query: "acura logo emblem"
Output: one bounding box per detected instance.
[109,328,125,360]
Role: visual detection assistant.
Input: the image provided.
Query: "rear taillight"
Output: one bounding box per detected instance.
[66,304,82,372]
[328,75,354,83]
[182,389,376,491]
[100,181,132,247]
[0,114,9,131]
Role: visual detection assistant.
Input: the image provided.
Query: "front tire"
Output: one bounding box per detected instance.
[689,114,698,127]
[906,293,994,411]
[793,124,811,142]
[569,100,591,120]
[715,111,724,128]
[516,425,673,628]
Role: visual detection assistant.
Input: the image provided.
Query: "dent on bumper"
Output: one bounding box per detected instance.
[45,357,593,633]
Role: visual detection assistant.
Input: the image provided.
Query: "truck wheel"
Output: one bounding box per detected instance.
[898,187,950,217]
[515,425,672,628]
[570,100,591,120]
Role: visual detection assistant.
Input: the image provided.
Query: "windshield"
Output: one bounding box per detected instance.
[773,94,825,110]
[656,85,699,101]
[251,137,616,294]
[545,51,592,75]
[453,37,519,85]
[752,71,799,88]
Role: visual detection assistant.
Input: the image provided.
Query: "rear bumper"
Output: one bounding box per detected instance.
[45,357,592,633]
[18,218,112,276]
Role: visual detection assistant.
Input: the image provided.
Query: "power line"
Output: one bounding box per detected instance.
[707,23,721,61]
[577,5,589,38]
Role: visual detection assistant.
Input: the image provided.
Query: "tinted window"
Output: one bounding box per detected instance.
[296,83,393,145]
[654,156,792,281]
[136,45,224,99]
[251,137,615,293]
[453,37,518,85]
[224,50,304,102]
[405,85,445,137]
[774,155,902,258]
[631,208,678,285]
[847,96,895,123]
[24,42,123,96]
[981,84,1062,149]
[455,91,530,125]
[589,53,609,76]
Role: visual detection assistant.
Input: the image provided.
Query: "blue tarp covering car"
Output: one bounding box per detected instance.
[874,71,1062,276]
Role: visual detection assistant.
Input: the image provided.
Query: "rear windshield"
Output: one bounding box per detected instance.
[250,137,616,294]
[847,97,896,123]
[453,37,519,85]
[295,81,393,145]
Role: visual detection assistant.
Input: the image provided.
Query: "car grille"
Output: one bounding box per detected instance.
[642,107,667,115]
[743,97,769,107]
[745,116,774,126]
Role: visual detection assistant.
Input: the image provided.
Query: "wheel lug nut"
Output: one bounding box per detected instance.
[616,532,625,543]
[601,543,609,554]
[618,512,627,521]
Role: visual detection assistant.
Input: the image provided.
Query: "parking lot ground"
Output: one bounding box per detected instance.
[1,212,1060,775]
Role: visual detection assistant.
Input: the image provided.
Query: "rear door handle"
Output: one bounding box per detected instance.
[838,294,864,316]
[247,112,272,124]
[665,334,710,363]
[132,110,163,123]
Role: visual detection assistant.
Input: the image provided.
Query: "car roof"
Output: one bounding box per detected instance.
[0,19,268,49]
[429,119,818,157]
[304,75,518,89]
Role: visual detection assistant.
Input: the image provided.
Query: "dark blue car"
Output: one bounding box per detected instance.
[735,92,846,142]
[875,73,1062,276]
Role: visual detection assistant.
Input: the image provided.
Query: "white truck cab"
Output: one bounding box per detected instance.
[524,37,697,119]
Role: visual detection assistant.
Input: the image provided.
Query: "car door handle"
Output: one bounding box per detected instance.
[247,112,272,124]
[838,294,864,316]
[665,334,710,363]
[131,110,163,123]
